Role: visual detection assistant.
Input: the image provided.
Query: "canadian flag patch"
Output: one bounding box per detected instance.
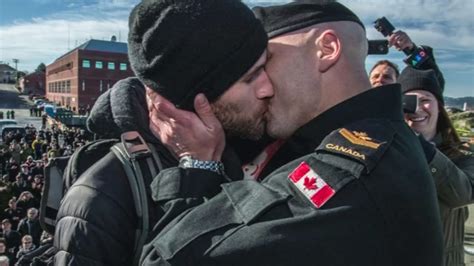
[288,161,335,208]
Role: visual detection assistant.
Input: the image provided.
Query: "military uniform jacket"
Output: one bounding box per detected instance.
[141,85,444,266]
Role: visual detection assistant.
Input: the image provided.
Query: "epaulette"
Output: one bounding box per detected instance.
[315,119,395,176]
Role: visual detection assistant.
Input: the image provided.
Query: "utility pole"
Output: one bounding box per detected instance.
[12,58,19,82]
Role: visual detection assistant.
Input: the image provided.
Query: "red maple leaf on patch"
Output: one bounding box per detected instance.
[304,177,318,190]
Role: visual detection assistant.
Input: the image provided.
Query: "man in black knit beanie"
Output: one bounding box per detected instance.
[52,0,274,265]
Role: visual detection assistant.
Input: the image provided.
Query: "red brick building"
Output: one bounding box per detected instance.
[46,39,134,112]
[19,72,45,96]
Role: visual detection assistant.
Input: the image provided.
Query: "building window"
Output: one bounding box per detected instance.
[120,63,127,71]
[61,81,66,93]
[66,80,71,93]
[95,61,103,69]
[82,59,90,68]
[108,62,115,70]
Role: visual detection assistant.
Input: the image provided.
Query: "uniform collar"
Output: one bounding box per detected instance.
[291,83,403,147]
[260,84,403,177]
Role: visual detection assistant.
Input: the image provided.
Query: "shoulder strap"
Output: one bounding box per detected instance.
[316,118,395,175]
[110,131,162,266]
[40,156,70,234]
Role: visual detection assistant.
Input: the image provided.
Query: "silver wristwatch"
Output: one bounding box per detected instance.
[179,156,225,175]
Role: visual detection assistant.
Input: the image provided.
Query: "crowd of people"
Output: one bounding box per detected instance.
[0,125,93,265]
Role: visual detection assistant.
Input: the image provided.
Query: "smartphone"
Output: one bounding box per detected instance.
[368,40,389,55]
[402,94,418,114]
[403,47,429,68]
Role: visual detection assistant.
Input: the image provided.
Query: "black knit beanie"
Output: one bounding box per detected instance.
[398,67,444,105]
[253,0,365,39]
[128,0,267,110]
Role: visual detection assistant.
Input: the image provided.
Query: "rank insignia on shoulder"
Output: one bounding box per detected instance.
[316,119,395,173]
[288,161,335,208]
[338,129,383,149]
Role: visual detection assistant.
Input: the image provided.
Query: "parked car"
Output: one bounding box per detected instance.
[44,104,56,117]
[29,94,45,100]
[0,119,18,132]
[0,119,17,126]
[1,125,26,144]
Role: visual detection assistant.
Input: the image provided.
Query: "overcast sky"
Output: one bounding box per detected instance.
[0,0,472,97]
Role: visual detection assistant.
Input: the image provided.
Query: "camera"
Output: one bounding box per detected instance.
[403,94,418,114]
[373,17,431,68]
[368,40,389,55]
[374,17,395,37]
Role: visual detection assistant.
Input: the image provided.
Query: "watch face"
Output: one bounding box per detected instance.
[183,160,193,168]
[179,156,193,168]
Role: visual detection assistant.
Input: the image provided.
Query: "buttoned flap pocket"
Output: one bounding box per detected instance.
[221,180,290,225]
[151,181,289,262]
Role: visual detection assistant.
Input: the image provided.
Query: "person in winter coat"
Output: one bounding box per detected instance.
[17,208,42,246]
[400,67,474,265]
[16,235,36,261]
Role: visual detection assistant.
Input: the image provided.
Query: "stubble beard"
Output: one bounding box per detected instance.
[211,102,265,141]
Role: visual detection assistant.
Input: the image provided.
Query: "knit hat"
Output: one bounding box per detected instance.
[253,0,365,39]
[398,67,444,105]
[128,0,267,110]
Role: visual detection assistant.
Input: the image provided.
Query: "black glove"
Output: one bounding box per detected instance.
[418,135,436,163]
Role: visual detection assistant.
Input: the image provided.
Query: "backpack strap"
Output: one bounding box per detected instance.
[41,156,70,234]
[110,131,163,266]
[64,139,119,190]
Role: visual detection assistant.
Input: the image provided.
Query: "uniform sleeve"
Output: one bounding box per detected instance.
[430,149,474,208]
[147,167,230,235]
[151,167,226,207]
[149,145,243,231]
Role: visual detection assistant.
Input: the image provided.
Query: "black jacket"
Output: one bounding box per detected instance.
[141,85,444,266]
[53,78,242,266]
[17,218,42,246]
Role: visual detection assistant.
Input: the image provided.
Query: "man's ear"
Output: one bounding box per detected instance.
[315,30,341,72]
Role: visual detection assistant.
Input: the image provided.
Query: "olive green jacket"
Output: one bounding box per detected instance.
[430,143,474,266]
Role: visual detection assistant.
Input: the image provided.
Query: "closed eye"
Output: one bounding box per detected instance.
[244,66,264,84]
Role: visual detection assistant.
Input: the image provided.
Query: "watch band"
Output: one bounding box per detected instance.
[179,156,225,175]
